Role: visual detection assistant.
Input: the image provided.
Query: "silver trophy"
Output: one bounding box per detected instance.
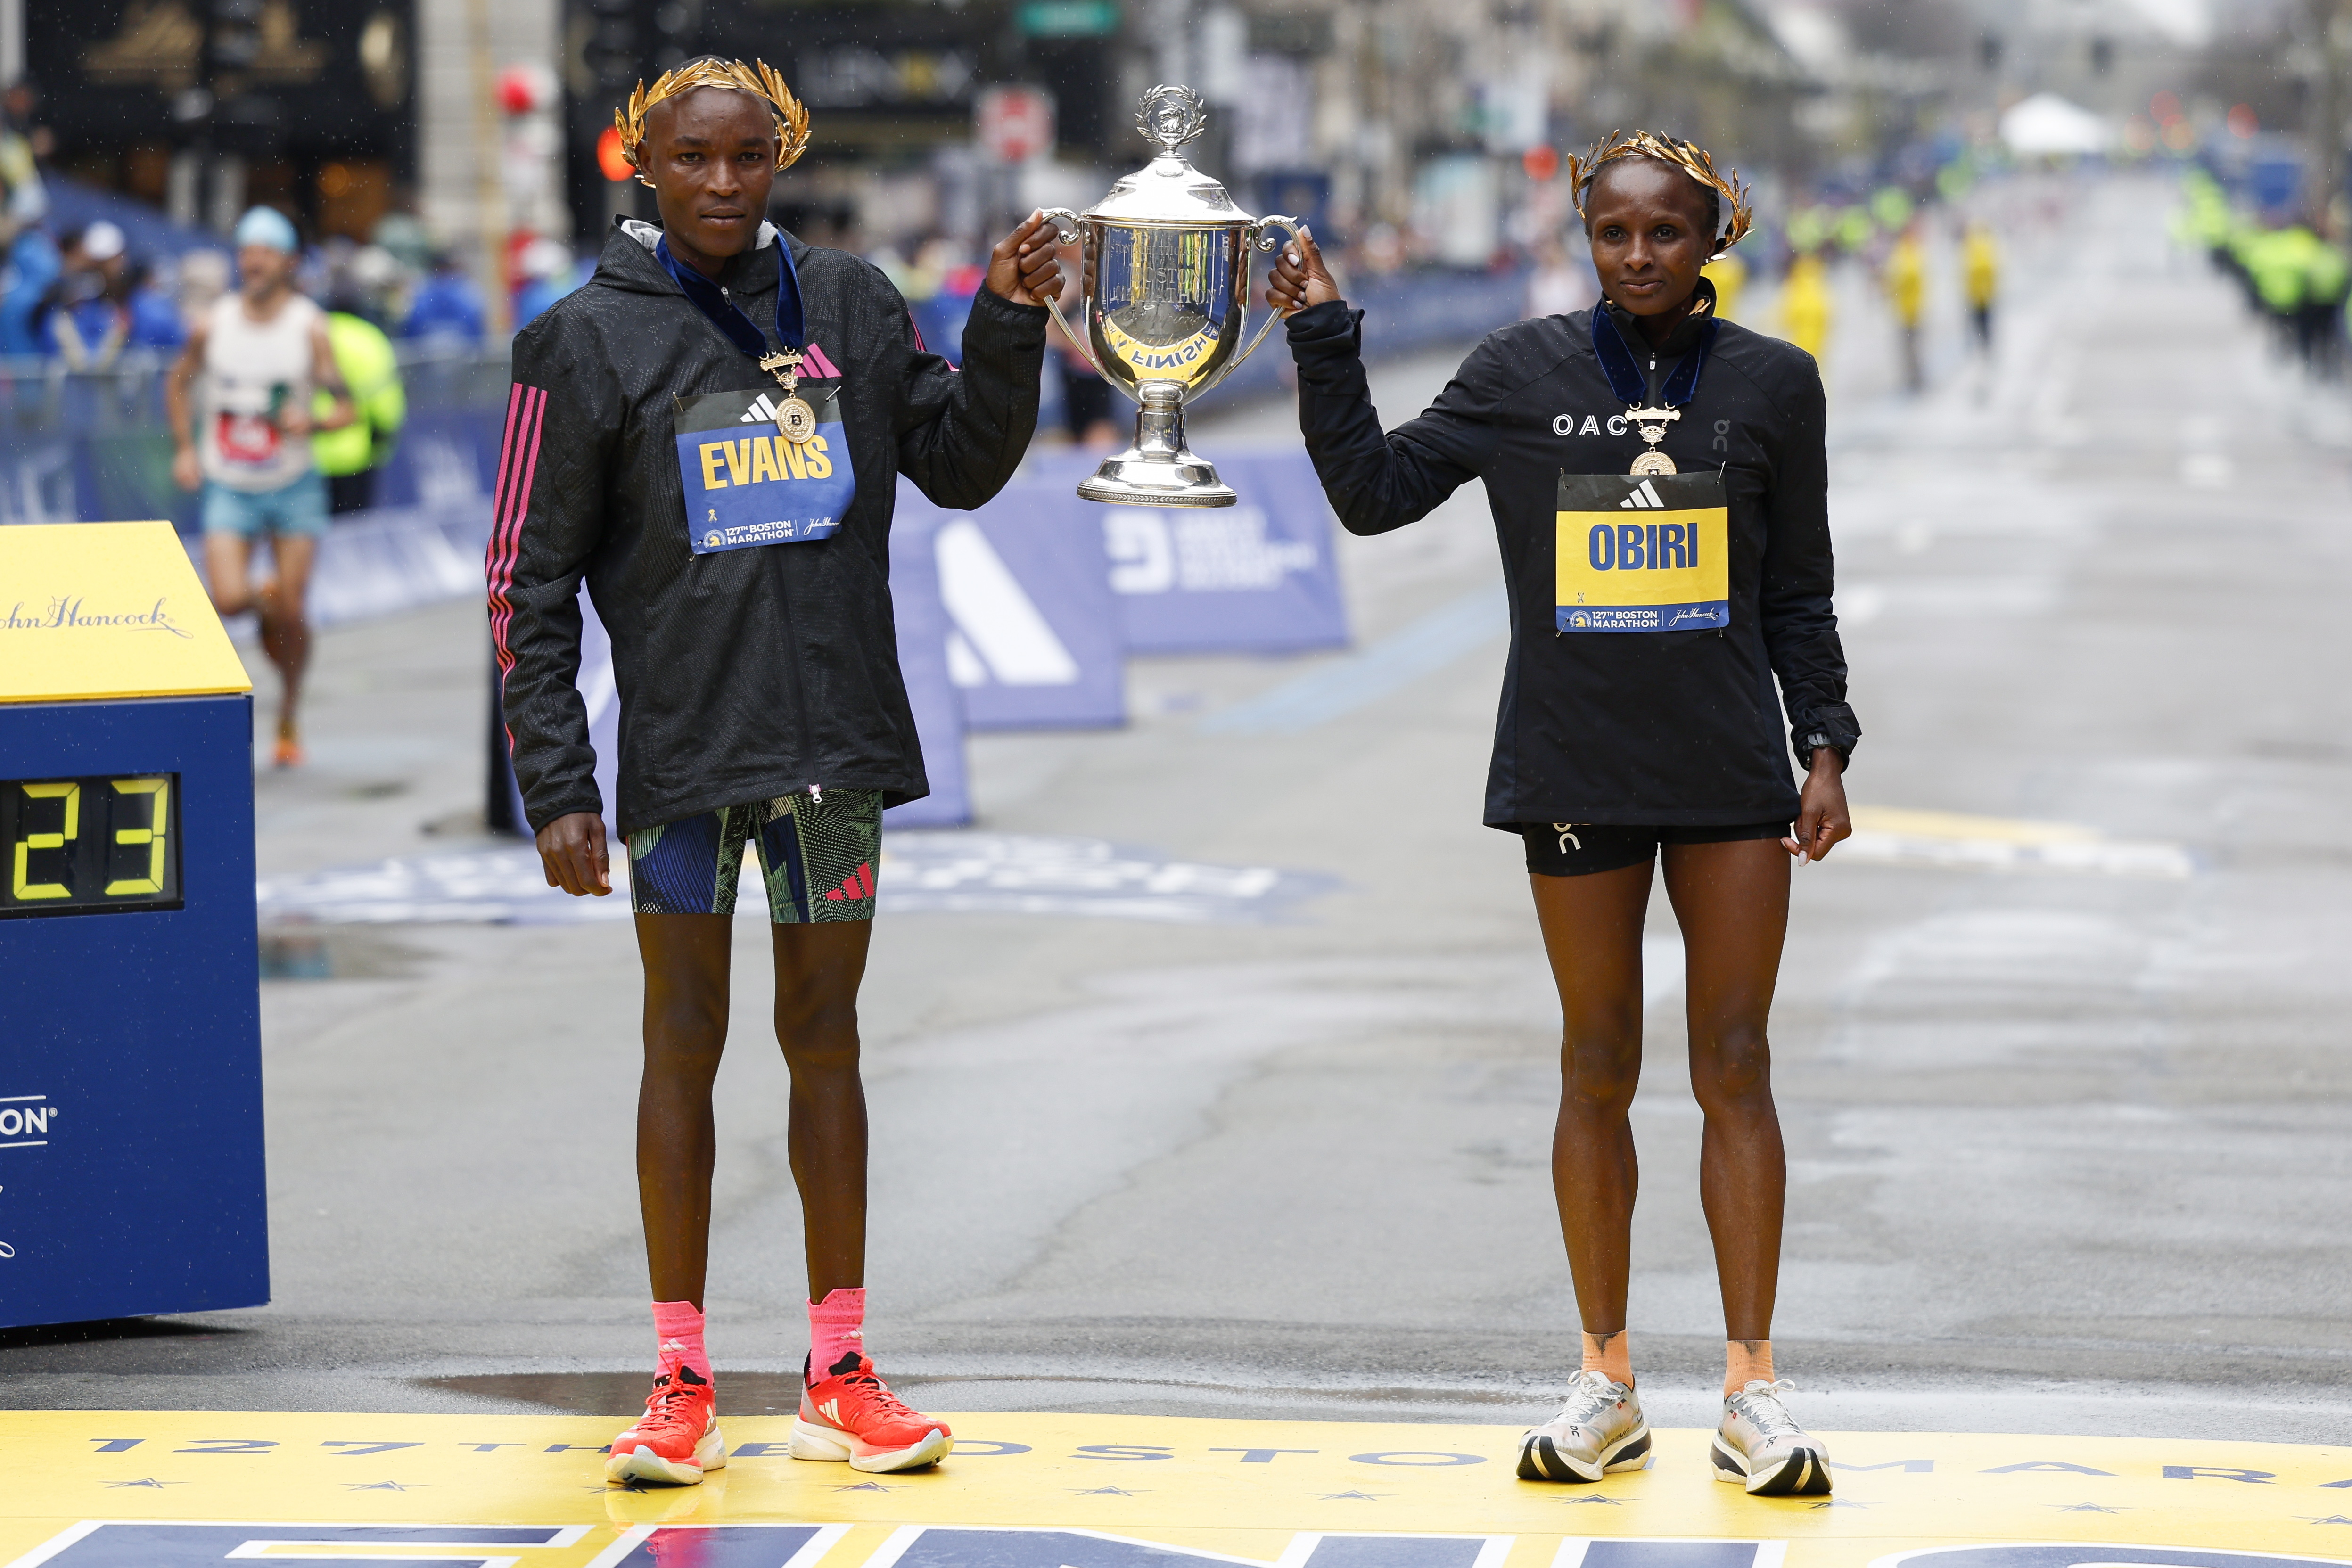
[1039,85,1301,507]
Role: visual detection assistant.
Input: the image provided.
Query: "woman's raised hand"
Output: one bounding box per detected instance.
[1266,228,1341,315]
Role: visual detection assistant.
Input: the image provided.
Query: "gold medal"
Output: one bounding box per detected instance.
[1626,404,1679,476]
[757,349,815,445]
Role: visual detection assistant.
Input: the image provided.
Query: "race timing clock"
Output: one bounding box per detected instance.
[1,773,181,917]
[1,520,266,1330]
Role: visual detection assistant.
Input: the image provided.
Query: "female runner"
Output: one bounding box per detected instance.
[1268,132,1858,1496]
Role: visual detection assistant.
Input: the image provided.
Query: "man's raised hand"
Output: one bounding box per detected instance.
[987,211,1066,307]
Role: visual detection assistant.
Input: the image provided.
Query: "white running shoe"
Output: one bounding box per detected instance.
[1711,1379,1832,1496]
[1515,1369,1652,1482]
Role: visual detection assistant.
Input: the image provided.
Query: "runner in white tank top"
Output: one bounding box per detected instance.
[197,286,322,492]
[166,206,355,766]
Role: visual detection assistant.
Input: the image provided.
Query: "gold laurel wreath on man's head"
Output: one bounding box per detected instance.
[1564,130,1754,254]
[614,57,812,189]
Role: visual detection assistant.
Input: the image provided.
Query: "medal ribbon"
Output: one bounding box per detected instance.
[656,234,806,357]
[1591,304,1718,409]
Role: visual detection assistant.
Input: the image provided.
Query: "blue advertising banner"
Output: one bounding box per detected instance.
[898,478,1127,732]
[1010,449,1351,656]
[883,505,972,828]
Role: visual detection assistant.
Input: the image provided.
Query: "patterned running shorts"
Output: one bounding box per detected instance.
[626,789,881,922]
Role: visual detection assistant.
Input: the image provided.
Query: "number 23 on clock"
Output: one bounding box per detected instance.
[1,774,181,917]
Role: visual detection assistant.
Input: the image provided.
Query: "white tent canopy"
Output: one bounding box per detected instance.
[2000,93,2111,156]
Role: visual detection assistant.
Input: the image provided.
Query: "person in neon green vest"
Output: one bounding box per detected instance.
[313,304,406,513]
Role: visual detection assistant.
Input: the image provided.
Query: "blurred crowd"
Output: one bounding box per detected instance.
[0,216,593,374]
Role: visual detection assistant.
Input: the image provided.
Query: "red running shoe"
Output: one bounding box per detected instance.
[606,1364,725,1486]
[790,1355,952,1472]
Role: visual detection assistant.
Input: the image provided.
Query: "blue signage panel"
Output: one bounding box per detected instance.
[897,479,1126,733]
[883,506,973,828]
[0,693,267,1327]
[1015,449,1351,655]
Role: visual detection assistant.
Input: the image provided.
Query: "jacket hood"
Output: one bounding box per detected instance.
[591,216,792,296]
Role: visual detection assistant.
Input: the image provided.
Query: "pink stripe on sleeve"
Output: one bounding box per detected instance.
[486,385,548,672]
[801,342,840,378]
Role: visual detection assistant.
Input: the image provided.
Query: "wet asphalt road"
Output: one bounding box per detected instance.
[8,173,2351,1445]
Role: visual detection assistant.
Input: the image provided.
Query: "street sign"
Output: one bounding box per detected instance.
[976,84,1054,164]
[1017,0,1120,35]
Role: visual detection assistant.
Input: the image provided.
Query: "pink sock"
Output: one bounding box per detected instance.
[651,1299,711,1383]
[808,1287,866,1381]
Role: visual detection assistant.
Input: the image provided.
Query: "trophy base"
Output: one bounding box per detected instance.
[1077,381,1239,508]
[1077,457,1236,508]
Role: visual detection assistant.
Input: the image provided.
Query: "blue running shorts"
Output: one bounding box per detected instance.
[626,789,881,922]
[201,472,330,538]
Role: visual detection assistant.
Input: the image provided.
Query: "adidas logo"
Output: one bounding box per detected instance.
[1619,479,1666,510]
[740,394,779,424]
[819,1398,841,1424]
[821,861,876,902]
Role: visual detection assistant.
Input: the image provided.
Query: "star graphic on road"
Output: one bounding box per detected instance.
[2050,1502,2130,1513]
[1315,1490,1390,1501]
[102,1479,181,1489]
[2300,1516,2352,1526]
[1069,1486,1148,1496]
[1556,1496,1625,1505]
[593,1480,653,1493]
[345,1481,424,1491]
[1809,1499,1875,1510]
[832,1481,902,1493]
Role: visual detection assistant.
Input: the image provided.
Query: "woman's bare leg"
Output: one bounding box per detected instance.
[1659,838,1790,1343]
[1529,862,1656,1339]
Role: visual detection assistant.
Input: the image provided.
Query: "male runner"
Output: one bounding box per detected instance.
[490,57,1060,1484]
[167,205,354,767]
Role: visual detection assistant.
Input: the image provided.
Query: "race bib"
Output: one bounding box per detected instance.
[214,410,282,466]
[673,384,855,554]
[1554,470,1730,633]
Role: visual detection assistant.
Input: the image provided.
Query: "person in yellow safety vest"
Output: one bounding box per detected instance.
[1701,246,1747,322]
[1963,222,1998,353]
[313,307,406,514]
[1778,250,1833,365]
[2246,224,2317,356]
[2299,230,2349,378]
[1883,223,1925,392]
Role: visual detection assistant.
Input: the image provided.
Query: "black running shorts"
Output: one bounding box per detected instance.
[1521,821,1787,877]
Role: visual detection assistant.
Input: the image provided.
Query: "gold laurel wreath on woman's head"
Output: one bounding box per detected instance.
[1564,130,1754,254]
[614,57,812,189]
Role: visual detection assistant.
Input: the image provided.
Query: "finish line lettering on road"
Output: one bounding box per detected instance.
[7,1411,2352,1568]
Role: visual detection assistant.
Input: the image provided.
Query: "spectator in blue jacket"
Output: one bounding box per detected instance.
[401,251,485,346]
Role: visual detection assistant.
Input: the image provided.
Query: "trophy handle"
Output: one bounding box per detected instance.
[1034,207,1111,383]
[1201,214,1306,394]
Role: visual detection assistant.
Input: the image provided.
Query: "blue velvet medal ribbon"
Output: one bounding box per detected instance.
[656,234,806,358]
[1591,301,1718,409]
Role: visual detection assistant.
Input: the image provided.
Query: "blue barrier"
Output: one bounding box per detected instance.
[882,506,973,827]
[1015,449,1349,656]
[899,477,1127,732]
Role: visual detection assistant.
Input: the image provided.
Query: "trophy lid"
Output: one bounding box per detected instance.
[1086,85,1255,227]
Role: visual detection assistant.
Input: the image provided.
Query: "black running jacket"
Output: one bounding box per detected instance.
[491,220,1045,834]
[1285,294,1859,828]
